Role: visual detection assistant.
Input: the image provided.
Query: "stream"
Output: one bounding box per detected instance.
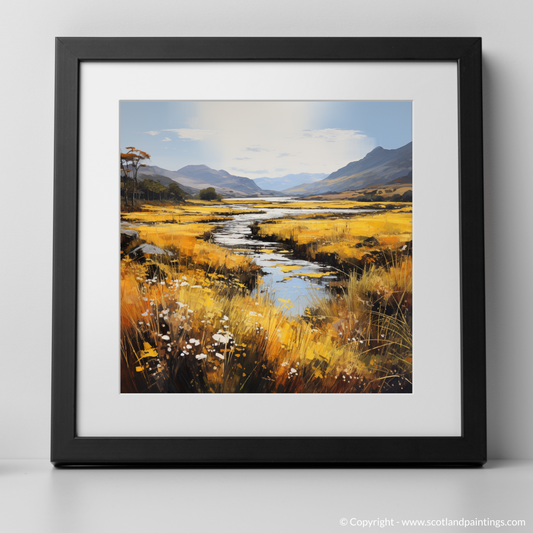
[211,198,375,316]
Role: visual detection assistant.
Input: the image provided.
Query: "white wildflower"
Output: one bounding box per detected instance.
[212,333,231,344]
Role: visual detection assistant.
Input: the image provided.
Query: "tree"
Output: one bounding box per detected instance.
[153,181,166,201]
[120,147,151,205]
[138,178,189,203]
[138,178,156,201]
[168,182,186,202]
[199,187,221,201]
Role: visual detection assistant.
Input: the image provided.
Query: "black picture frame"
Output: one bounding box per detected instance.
[52,37,486,466]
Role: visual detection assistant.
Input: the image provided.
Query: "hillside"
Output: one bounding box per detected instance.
[300,180,412,202]
[137,170,199,196]
[139,164,279,197]
[284,142,412,196]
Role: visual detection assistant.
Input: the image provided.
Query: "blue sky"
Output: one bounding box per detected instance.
[120,101,411,178]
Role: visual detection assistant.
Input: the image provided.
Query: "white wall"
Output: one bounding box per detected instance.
[1,0,531,459]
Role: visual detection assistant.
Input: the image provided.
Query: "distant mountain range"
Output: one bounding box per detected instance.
[283,142,412,196]
[135,142,412,198]
[139,165,279,197]
[253,173,327,192]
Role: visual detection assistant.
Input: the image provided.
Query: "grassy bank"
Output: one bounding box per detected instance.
[252,209,412,273]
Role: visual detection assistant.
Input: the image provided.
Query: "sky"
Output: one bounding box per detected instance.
[120,101,412,179]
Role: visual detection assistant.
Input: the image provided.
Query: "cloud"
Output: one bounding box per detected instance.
[302,129,366,142]
[193,102,377,178]
[163,128,219,141]
[145,131,160,136]
[161,137,171,142]
[230,168,267,174]
[275,168,288,172]
[245,147,271,153]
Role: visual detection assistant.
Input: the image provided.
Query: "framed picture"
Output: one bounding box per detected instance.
[52,37,486,465]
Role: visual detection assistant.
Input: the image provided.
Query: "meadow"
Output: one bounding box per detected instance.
[120,198,412,393]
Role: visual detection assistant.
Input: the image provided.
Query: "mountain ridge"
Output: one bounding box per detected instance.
[283,142,412,195]
[139,164,278,197]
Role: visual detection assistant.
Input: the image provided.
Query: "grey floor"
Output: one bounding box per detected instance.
[1,460,530,532]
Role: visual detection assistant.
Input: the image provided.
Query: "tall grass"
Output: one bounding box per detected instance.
[121,257,412,394]
[121,202,412,393]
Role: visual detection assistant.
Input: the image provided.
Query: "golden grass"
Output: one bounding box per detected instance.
[122,201,265,225]
[254,209,412,269]
[257,210,411,245]
[121,256,411,393]
[290,271,336,278]
[126,223,259,280]
[276,265,303,273]
[121,201,412,394]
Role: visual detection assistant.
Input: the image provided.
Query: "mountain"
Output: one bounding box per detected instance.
[283,142,412,196]
[139,164,278,197]
[176,165,262,196]
[137,169,199,196]
[253,173,327,191]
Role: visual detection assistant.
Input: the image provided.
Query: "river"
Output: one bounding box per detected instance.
[211,201,374,316]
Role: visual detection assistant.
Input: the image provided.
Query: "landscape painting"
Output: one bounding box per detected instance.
[120,101,412,393]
